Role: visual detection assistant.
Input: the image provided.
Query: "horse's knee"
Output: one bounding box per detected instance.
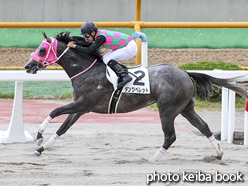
[50,108,61,118]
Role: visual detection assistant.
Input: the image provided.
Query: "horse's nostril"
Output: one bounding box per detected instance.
[25,65,30,69]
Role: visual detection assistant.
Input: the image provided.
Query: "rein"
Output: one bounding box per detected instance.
[42,46,70,68]
[70,59,97,80]
[55,47,70,64]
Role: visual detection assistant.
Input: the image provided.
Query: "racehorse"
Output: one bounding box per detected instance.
[24,32,248,162]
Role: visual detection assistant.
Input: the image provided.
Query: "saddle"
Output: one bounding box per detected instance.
[106,65,150,114]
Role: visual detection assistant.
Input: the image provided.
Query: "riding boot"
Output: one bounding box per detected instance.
[107,60,132,88]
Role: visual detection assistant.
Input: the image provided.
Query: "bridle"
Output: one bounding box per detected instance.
[31,37,69,68]
[30,36,97,79]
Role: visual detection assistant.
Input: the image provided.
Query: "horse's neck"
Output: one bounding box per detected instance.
[57,42,103,79]
[58,53,98,79]
[60,57,93,77]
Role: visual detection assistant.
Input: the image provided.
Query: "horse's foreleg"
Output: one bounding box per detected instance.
[35,100,89,146]
[180,103,223,160]
[33,113,82,156]
[149,115,176,162]
[35,116,52,146]
[33,133,59,156]
[36,113,75,146]
[35,109,77,145]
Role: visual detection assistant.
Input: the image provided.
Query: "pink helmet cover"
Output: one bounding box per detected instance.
[31,37,58,65]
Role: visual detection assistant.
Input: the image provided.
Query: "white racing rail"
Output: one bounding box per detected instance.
[0,70,248,144]
[0,70,70,143]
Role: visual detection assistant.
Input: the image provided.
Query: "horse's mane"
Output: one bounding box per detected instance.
[55,32,103,61]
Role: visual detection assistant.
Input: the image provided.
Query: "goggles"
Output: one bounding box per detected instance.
[83,33,91,38]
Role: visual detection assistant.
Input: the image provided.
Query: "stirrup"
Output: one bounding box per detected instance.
[117,75,132,88]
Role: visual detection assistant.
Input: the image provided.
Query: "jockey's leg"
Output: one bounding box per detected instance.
[103,40,137,88]
[107,59,132,88]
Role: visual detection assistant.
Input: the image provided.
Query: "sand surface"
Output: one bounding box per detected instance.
[0,100,247,185]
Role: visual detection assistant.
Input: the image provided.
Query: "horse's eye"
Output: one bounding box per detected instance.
[39,47,46,57]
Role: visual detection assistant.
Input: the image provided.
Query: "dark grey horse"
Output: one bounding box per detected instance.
[25,32,248,162]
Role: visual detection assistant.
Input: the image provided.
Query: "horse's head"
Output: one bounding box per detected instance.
[25,31,103,74]
[25,58,43,74]
[25,32,60,74]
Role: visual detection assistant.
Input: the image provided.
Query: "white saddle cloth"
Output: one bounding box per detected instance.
[106,66,150,94]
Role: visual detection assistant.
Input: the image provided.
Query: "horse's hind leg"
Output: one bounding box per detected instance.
[180,100,223,160]
[149,110,176,162]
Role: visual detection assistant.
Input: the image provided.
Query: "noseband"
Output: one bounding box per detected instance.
[31,37,69,68]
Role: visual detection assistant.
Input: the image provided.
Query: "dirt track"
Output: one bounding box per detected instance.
[1,48,248,67]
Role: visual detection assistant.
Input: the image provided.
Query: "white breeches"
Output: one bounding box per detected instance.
[102,40,138,64]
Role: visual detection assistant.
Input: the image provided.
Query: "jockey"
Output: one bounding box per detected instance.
[67,21,138,88]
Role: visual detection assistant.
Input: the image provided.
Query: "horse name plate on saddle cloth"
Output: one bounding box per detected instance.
[106,66,150,94]
[106,66,150,114]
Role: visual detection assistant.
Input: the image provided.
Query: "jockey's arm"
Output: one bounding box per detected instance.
[70,36,90,47]
[71,36,84,41]
[73,35,106,54]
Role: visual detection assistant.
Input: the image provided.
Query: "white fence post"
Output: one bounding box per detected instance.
[141,41,148,67]
[227,87,236,143]
[0,81,33,143]
[132,32,148,67]
[221,87,229,140]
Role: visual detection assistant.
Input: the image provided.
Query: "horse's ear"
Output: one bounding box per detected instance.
[42,31,47,39]
[46,37,51,43]
[42,32,51,43]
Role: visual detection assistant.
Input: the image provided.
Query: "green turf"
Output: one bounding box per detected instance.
[0,81,73,98]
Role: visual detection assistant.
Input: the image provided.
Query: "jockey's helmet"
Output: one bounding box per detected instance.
[80,21,98,35]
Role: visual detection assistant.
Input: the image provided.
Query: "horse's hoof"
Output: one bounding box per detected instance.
[148,159,154,163]
[36,132,43,146]
[32,150,41,156]
[216,155,222,160]
[36,137,43,146]
[148,157,157,163]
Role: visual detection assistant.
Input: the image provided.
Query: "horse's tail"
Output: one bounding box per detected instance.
[186,71,248,100]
